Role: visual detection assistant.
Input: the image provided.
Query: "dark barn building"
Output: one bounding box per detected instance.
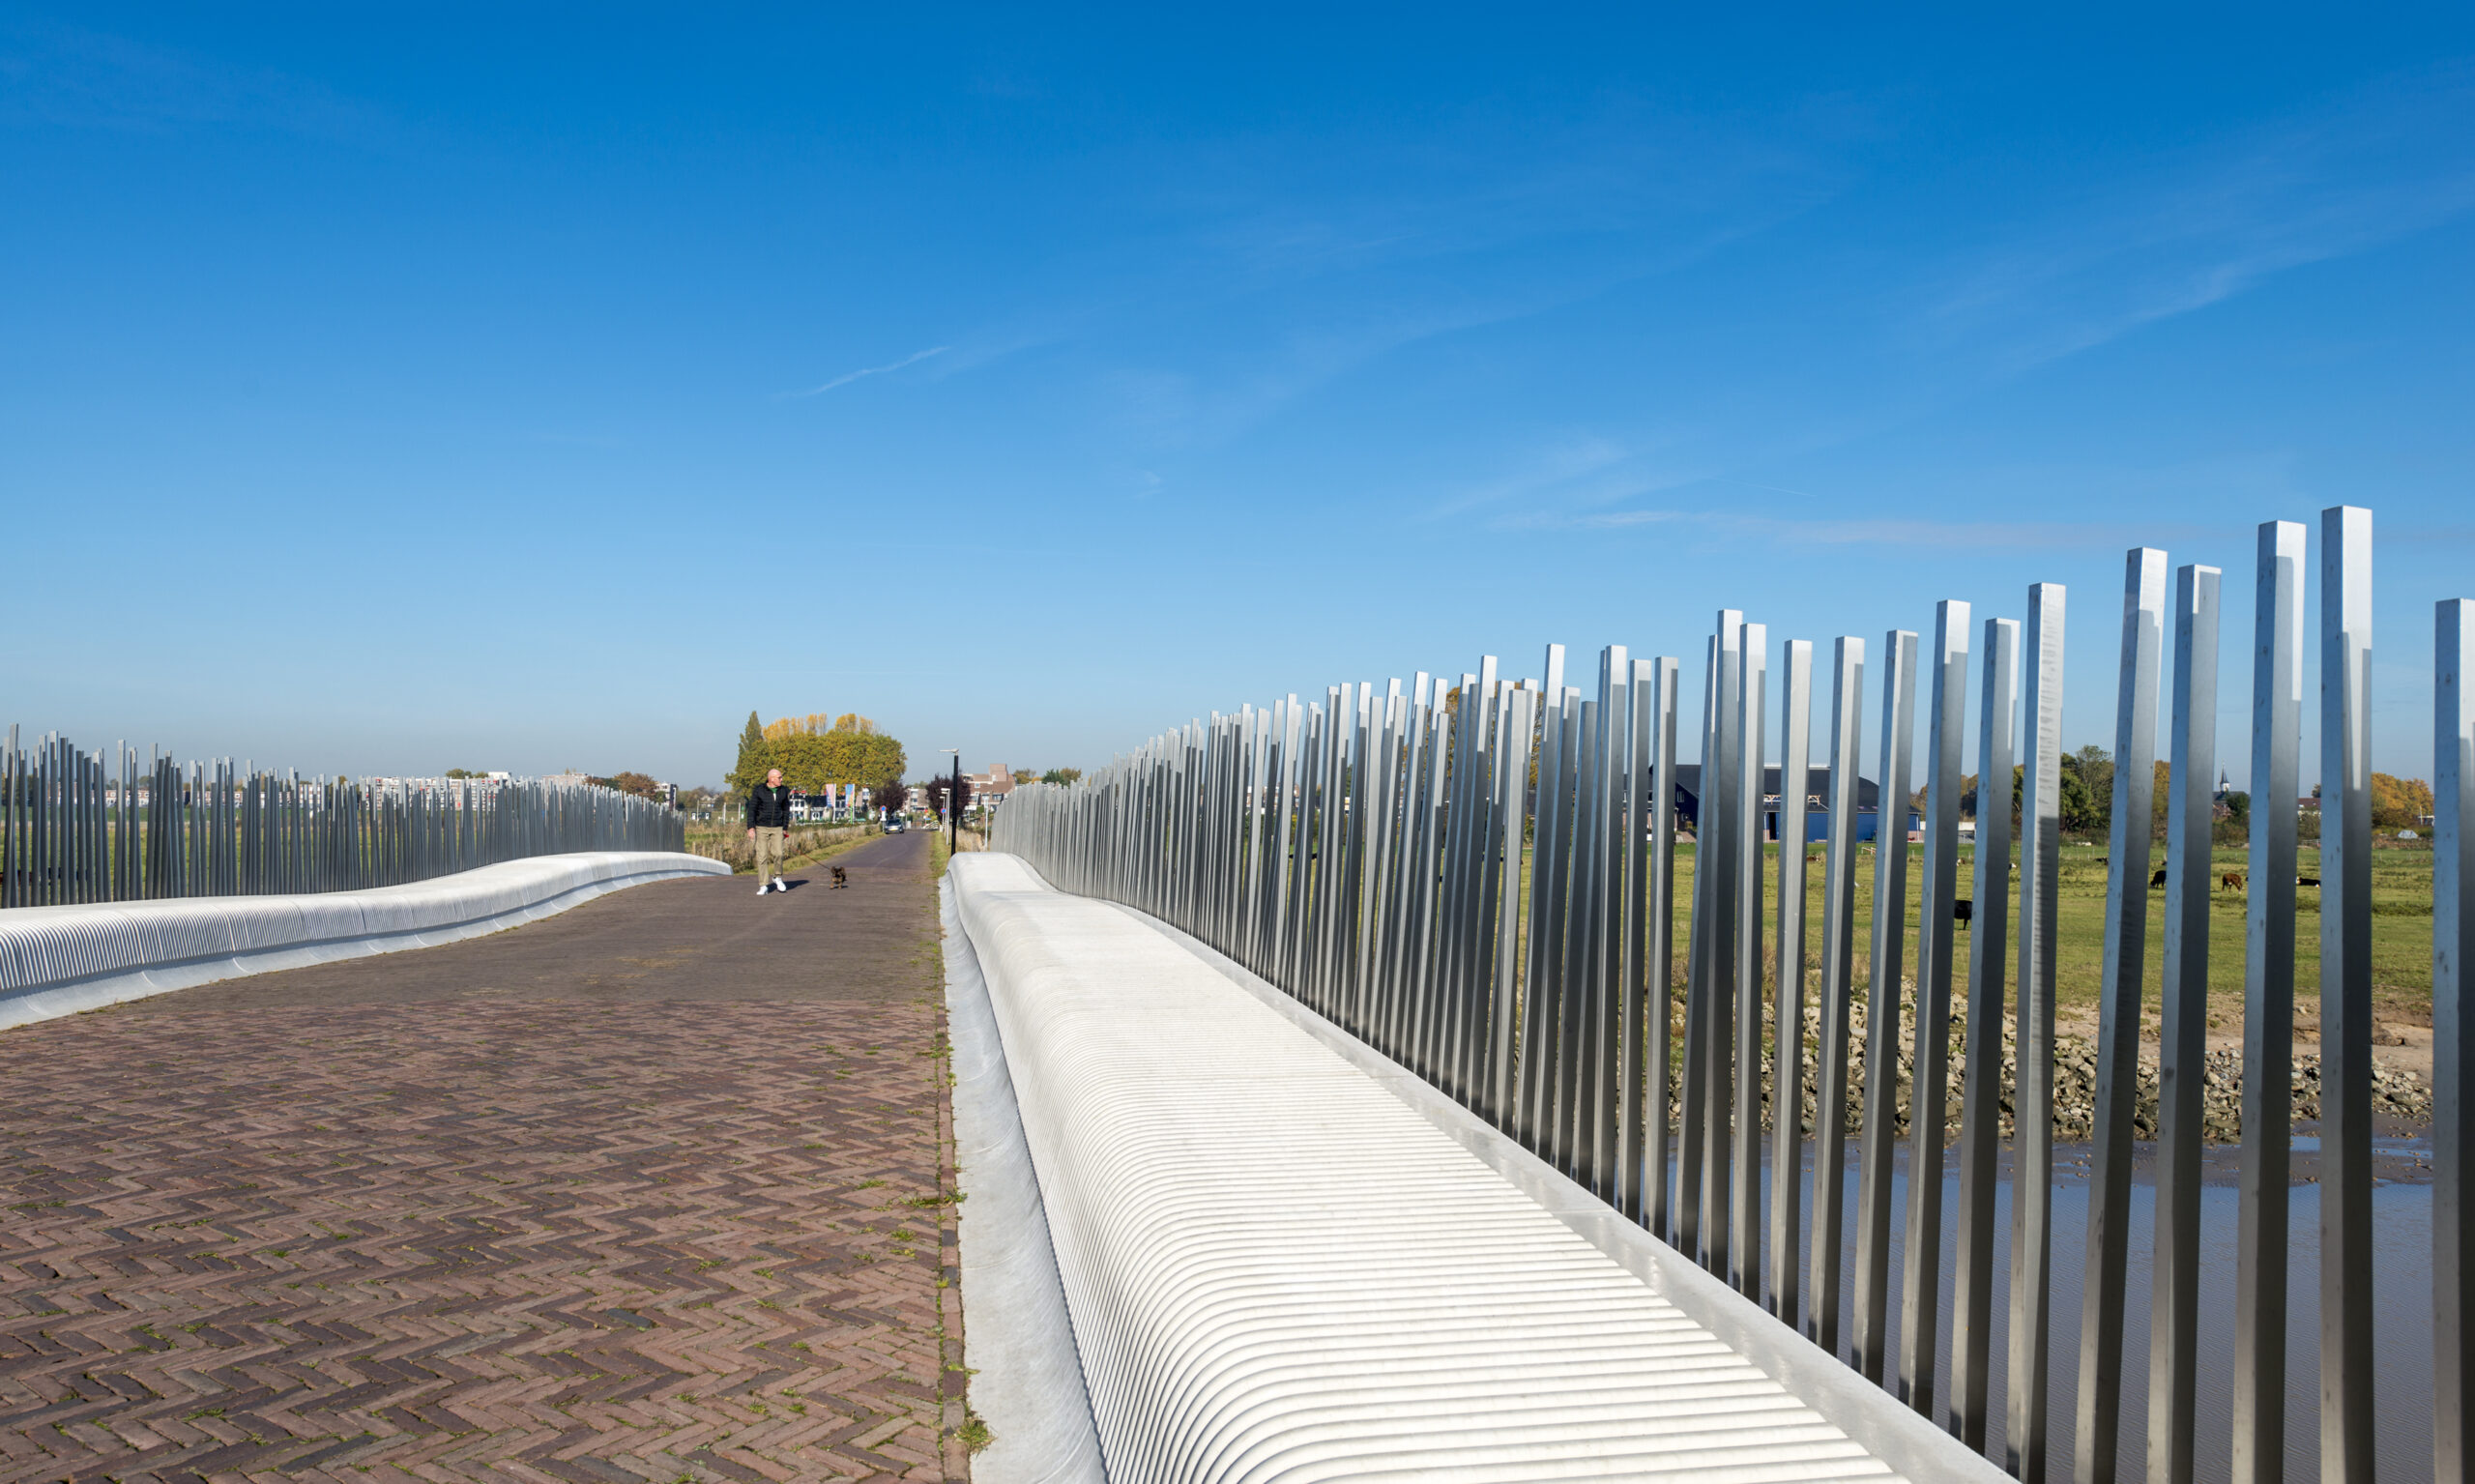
[1664,766,1893,842]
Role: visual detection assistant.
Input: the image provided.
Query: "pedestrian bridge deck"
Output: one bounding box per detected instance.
[0,834,964,1483]
[949,852,2004,1484]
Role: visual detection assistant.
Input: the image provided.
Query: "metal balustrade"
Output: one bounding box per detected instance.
[0,729,684,908]
[992,505,2470,1484]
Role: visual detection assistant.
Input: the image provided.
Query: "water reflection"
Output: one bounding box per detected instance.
[1725,1142,2435,1484]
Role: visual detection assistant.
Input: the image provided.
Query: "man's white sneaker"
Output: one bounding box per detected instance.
[772,877,787,892]
[756,882,768,896]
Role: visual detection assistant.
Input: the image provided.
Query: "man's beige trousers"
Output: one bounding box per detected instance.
[752,828,790,881]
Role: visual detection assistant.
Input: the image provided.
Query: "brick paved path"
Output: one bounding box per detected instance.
[0,832,967,1484]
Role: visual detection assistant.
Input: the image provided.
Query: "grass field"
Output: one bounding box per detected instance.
[685,821,880,876]
[1647,836,2435,1032]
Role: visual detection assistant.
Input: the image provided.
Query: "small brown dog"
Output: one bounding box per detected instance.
[830,865,849,888]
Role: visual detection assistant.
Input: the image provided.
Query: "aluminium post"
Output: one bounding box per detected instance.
[2076,548,2169,1484]
[2316,506,2373,1484]
[1466,677,1514,1101]
[1643,657,1682,1237]
[1809,637,1866,1358]
[1731,624,1769,1296]
[1768,639,1815,1324]
[1678,626,1734,1256]
[1853,627,1918,1384]
[1396,680,1434,1057]
[1435,677,1474,1076]
[1617,656,1656,1223]
[2149,564,2221,1484]
[1901,600,1971,1416]
[1558,695,1603,1175]
[1491,684,1540,1129]
[1544,688,1585,1167]
[1703,619,1746,1277]
[1951,615,2019,1449]
[1589,649,1632,1196]
[2437,597,2473,1484]
[1519,651,1569,1147]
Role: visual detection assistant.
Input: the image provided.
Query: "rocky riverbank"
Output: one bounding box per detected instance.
[1666,984,2434,1143]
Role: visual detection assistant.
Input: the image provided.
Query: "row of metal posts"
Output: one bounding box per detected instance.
[0,728,686,908]
[995,503,2470,1484]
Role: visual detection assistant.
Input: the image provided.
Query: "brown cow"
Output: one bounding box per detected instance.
[2221,871,2244,890]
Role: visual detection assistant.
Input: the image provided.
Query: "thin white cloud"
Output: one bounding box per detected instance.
[1920,62,2475,374]
[1506,508,2218,551]
[779,345,949,399]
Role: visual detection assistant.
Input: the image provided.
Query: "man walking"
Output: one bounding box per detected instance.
[746,768,794,895]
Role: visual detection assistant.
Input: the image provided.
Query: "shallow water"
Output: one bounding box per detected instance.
[1690,1143,2436,1484]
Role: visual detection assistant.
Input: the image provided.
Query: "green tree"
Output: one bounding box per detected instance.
[2058,769,2099,832]
[728,711,772,795]
[2063,744,2112,832]
[1041,767,1084,787]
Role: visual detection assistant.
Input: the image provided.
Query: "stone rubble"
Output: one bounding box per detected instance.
[1654,980,2433,1143]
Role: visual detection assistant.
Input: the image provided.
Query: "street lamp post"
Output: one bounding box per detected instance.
[944,748,961,860]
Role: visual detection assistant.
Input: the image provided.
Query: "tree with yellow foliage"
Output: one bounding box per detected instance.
[734,712,907,794]
[2370,771,2434,830]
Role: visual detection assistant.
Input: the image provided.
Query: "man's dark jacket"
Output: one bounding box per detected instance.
[746,784,793,829]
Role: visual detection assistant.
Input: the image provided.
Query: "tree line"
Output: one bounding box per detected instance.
[1952,746,2435,841]
[726,712,908,797]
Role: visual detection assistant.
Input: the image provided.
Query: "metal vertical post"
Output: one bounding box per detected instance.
[1520,648,1568,1147]
[1952,616,2018,1449]
[1644,658,1681,1238]
[2317,506,2373,1484]
[1809,637,1865,1358]
[1732,625,1768,1295]
[2149,564,2220,1484]
[1768,640,1814,1324]
[1684,616,1743,1266]
[1591,650,1631,1197]
[1558,695,1602,1172]
[2011,583,2065,1483]
[2437,597,2474,1484]
[1617,656,1656,1223]
[2076,548,2169,1484]
[1678,633,1722,1251]
[1490,684,1537,1126]
[1902,602,1970,1415]
[1854,627,1916,1383]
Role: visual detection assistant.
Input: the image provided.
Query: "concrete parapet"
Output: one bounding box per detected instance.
[0,850,728,1029]
[948,850,2009,1483]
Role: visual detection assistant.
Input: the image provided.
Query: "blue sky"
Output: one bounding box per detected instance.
[5,7,2470,789]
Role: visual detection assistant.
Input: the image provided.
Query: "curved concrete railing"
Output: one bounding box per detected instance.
[949,851,2010,1483]
[0,850,729,1030]
[942,877,1108,1484]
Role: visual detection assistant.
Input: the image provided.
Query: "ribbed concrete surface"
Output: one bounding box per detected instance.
[0,850,727,1028]
[950,853,1938,1484]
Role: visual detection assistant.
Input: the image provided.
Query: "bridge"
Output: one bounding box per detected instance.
[1,503,2468,1484]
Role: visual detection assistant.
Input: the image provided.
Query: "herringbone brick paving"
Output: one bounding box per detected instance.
[0,832,966,1483]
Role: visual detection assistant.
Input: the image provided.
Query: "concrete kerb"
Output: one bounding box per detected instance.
[941,877,1108,1484]
[0,851,729,1031]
